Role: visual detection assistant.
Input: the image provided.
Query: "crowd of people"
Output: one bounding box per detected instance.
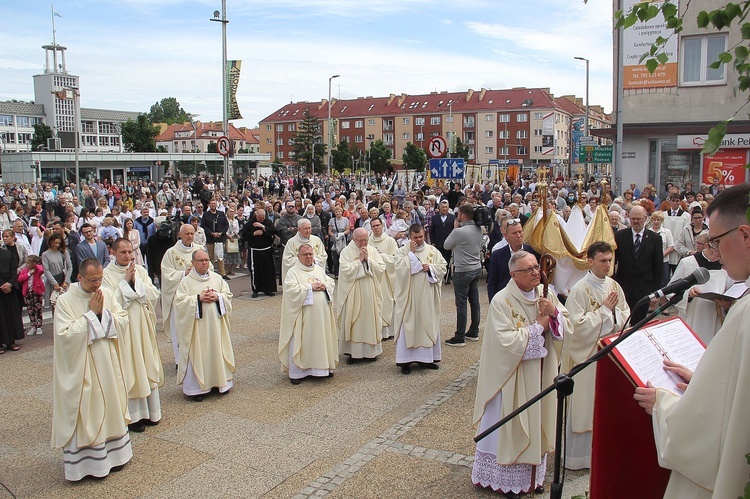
[0,171,747,497]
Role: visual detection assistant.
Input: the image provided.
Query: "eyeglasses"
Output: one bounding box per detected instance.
[707,226,741,250]
[192,259,211,263]
[506,218,522,226]
[513,264,541,275]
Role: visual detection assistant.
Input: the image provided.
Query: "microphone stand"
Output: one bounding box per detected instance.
[474,292,684,499]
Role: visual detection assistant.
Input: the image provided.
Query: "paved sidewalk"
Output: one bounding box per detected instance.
[0,274,589,498]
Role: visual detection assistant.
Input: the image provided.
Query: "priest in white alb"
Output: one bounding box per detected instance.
[369,217,399,339]
[102,238,164,433]
[279,243,338,384]
[52,258,131,481]
[472,251,570,498]
[281,218,327,283]
[393,224,447,374]
[336,228,385,363]
[174,249,235,402]
[562,241,629,470]
[161,223,209,365]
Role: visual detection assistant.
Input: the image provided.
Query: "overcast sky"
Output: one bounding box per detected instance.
[0,1,614,128]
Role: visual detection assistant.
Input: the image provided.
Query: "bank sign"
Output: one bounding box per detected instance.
[677,134,750,150]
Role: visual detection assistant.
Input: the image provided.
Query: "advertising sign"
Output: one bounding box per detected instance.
[702,150,748,186]
[622,0,679,89]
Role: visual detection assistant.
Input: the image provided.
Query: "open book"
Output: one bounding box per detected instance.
[695,282,748,302]
[601,317,705,396]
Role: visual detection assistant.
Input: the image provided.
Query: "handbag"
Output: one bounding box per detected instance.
[226,237,239,254]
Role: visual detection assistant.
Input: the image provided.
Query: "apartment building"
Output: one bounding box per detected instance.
[155,122,260,154]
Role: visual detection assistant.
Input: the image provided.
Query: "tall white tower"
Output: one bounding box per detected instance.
[33,44,80,149]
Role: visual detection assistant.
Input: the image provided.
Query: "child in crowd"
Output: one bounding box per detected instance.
[18,255,46,336]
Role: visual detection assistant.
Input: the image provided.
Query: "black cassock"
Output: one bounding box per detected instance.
[0,248,24,347]
[240,216,277,294]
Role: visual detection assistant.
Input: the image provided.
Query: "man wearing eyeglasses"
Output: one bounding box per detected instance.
[634,183,750,498]
[473,250,570,498]
[487,218,537,301]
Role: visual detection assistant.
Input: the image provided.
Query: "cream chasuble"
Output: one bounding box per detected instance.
[52,283,130,449]
[335,241,385,357]
[102,263,164,401]
[651,278,750,499]
[392,243,447,348]
[279,260,338,372]
[174,269,235,391]
[562,271,629,469]
[369,233,399,339]
[281,233,327,283]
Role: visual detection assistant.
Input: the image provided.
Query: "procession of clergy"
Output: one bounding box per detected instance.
[50,186,749,499]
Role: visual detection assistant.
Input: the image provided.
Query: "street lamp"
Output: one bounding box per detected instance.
[327,74,340,177]
[210,2,230,196]
[574,56,590,174]
[447,102,453,158]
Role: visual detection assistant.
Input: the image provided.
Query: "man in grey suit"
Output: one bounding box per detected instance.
[75,223,110,268]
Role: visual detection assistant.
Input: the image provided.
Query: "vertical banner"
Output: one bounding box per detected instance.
[702,150,748,186]
[542,112,554,156]
[226,60,243,121]
[571,117,584,164]
[622,0,679,89]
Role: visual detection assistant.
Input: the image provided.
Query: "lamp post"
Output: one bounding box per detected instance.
[574,56,590,175]
[327,74,340,178]
[210,2,230,196]
[447,102,453,157]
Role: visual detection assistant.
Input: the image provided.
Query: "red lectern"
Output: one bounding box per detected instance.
[589,346,671,498]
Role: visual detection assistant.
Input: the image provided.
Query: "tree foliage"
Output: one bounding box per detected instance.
[615,1,750,155]
[453,137,471,163]
[293,108,326,173]
[402,142,427,171]
[31,123,53,151]
[368,139,393,174]
[121,114,159,152]
[147,97,191,125]
[331,139,352,173]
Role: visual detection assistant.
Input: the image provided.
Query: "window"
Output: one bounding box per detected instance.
[1,132,15,143]
[498,130,508,139]
[383,133,394,145]
[499,146,508,156]
[276,124,283,132]
[16,116,30,127]
[288,138,294,145]
[485,130,494,138]
[18,132,32,144]
[534,146,543,153]
[682,34,727,84]
[415,117,425,126]
[517,130,528,139]
[266,138,272,144]
[0,115,13,126]
[276,138,283,145]
[355,135,364,143]
[485,114,494,122]
[341,121,350,129]
[430,117,441,125]
[485,146,494,154]
[402,118,410,125]
[416,132,424,141]
[498,114,510,123]
[534,129,543,136]
[287,123,295,131]
[463,117,475,127]
[367,119,375,126]
[266,125,272,131]
[288,151,295,158]
[355,120,363,128]
[517,146,528,155]
[403,133,410,140]
[384,120,393,130]
[517,113,528,122]
[278,151,284,159]
[533,112,544,120]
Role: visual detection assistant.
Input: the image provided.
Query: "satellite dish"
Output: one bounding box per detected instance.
[213,10,220,19]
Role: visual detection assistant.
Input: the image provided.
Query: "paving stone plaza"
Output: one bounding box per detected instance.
[0,274,589,498]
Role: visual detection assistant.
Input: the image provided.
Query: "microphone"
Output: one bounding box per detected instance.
[647,267,711,300]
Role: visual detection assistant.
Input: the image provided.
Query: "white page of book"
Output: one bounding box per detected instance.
[616,332,682,393]
[647,320,704,372]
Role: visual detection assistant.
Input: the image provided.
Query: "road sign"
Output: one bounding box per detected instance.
[429,158,465,179]
[217,136,231,157]
[578,145,613,164]
[427,136,448,158]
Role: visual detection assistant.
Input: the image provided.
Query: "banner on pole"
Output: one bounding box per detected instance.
[226,60,243,121]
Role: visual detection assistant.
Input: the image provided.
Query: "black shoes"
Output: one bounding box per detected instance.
[400,365,411,375]
[466,334,479,341]
[445,337,466,347]
[265,291,275,297]
[252,291,259,298]
[192,395,204,402]
[222,275,231,281]
[128,423,145,433]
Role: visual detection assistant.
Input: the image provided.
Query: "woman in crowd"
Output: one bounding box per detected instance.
[41,233,71,315]
[190,215,207,247]
[380,201,394,229]
[2,229,27,271]
[29,217,45,256]
[224,207,240,276]
[328,206,350,277]
[303,204,322,238]
[18,254,45,336]
[123,217,144,266]
[650,211,675,287]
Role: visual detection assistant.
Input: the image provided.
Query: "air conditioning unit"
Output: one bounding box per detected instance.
[47,138,61,151]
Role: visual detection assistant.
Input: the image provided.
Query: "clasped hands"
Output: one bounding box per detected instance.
[200,288,219,303]
[536,297,557,330]
[311,278,327,292]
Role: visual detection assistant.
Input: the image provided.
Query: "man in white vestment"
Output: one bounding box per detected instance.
[174,249,235,402]
[472,251,570,498]
[52,258,131,481]
[635,184,750,498]
[102,238,163,433]
[281,218,327,283]
[161,224,209,366]
[279,243,338,384]
[369,218,399,339]
[562,241,629,470]
[336,228,385,363]
[393,224,447,374]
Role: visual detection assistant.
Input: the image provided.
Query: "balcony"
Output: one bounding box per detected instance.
[384,140,394,146]
[383,125,393,131]
[463,121,475,128]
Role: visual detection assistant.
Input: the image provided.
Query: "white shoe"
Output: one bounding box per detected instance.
[26,327,36,336]
[36,328,44,335]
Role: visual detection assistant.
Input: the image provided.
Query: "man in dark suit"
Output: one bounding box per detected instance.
[75,223,111,268]
[487,219,536,300]
[614,204,663,323]
[429,200,456,283]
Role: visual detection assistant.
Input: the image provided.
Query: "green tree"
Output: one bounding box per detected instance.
[207,142,218,153]
[31,123,53,151]
[147,97,190,125]
[331,139,351,173]
[121,114,158,152]
[454,137,470,162]
[176,161,197,178]
[368,139,392,174]
[402,142,427,171]
[293,108,326,173]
